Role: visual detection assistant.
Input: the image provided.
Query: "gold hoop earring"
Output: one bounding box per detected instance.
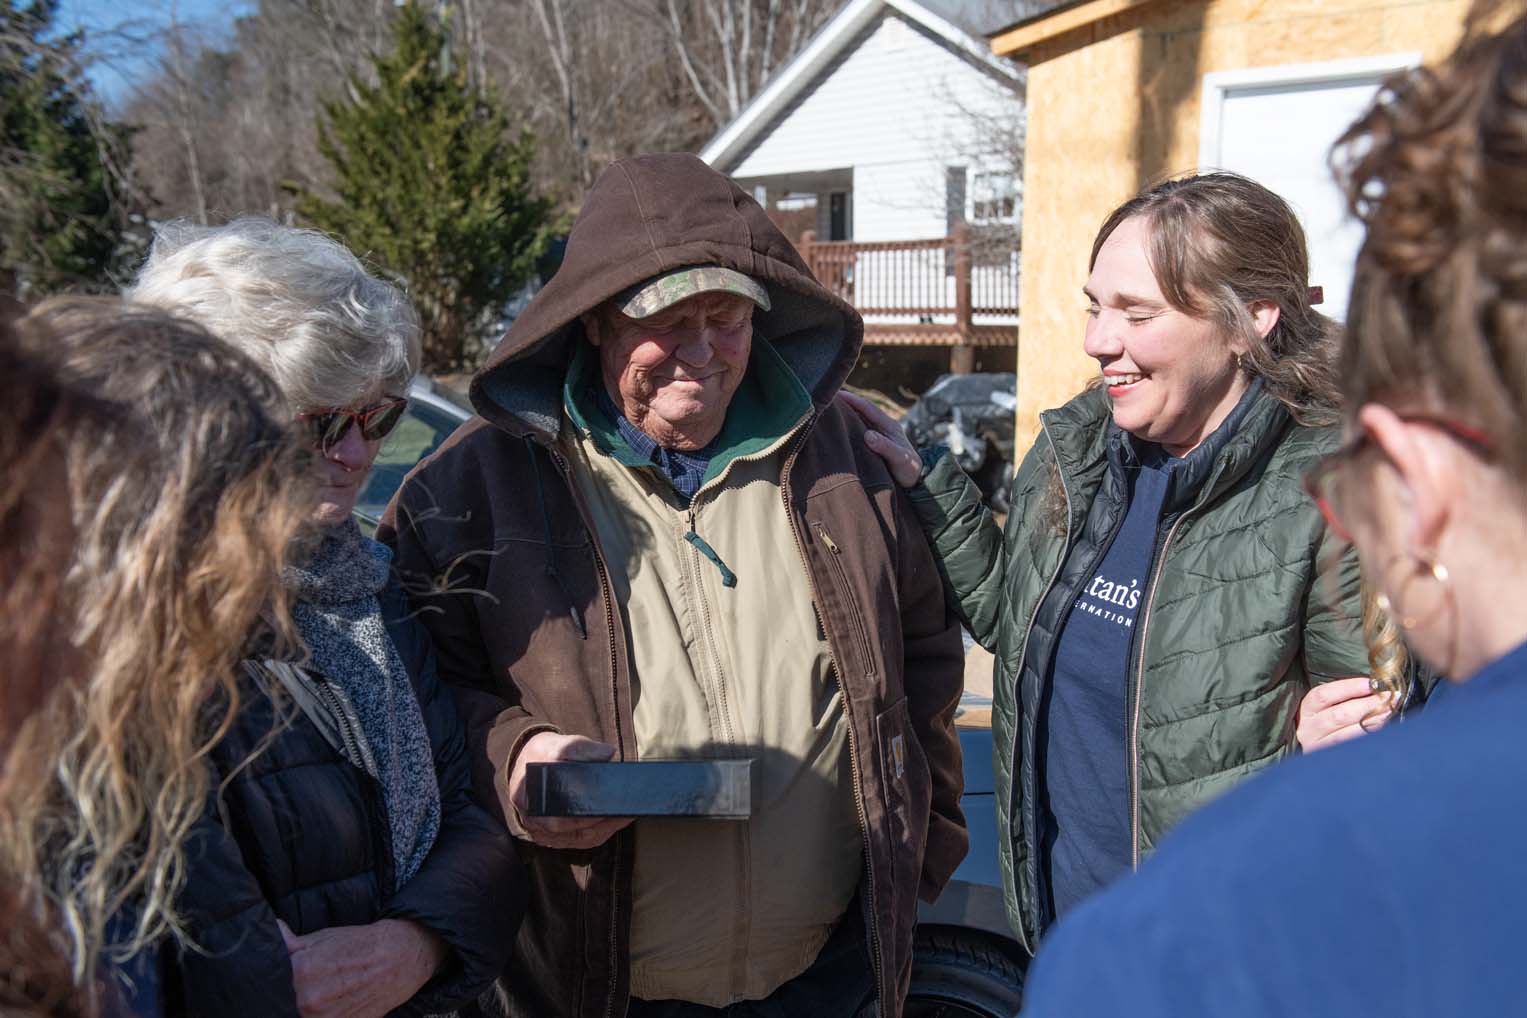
[1375,551,1458,674]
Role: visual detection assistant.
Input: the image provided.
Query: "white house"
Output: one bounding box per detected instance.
[699,0,1026,365]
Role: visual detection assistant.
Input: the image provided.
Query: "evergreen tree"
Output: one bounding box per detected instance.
[0,0,127,295]
[295,2,557,372]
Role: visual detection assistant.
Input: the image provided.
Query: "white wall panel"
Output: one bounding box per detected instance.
[1200,55,1420,322]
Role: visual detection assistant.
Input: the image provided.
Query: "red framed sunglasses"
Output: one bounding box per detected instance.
[1303,414,1492,543]
[298,395,408,456]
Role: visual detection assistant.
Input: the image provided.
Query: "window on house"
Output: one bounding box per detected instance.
[971,171,1018,225]
[828,192,850,241]
[776,193,817,212]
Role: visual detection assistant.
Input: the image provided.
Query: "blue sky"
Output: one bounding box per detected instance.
[58,0,250,105]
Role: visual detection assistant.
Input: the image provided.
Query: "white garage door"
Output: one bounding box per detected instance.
[1199,55,1419,322]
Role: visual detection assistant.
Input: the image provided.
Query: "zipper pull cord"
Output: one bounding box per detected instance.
[684,530,738,588]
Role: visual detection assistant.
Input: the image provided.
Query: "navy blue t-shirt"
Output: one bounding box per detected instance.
[1040,445,1175,920]
[1023,642,1527,1018]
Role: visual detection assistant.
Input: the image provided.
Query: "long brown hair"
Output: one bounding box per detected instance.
[0,335,112,738]
[0,331,102,1017]
[1090,173,1344,427]
[1337,0,1527,479]
[3,299,311,996]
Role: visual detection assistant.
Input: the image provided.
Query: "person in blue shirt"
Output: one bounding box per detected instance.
[1021,5,1527,1014]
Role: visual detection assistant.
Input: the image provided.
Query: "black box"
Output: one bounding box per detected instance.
[525,759,752,818]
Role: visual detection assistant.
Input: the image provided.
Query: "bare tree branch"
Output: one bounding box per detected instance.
[528,0,592,187]
[161,5,210,224]
[659,0,724,126]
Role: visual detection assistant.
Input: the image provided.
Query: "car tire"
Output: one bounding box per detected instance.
[903,928,1025,1018]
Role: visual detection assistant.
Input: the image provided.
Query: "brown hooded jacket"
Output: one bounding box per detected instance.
[380,153,967,1018]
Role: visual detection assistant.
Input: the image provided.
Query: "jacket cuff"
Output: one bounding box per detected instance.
[494,721,561,840]
[918,812,970,903]
[382,827,522,1013]
[917,443,949,479]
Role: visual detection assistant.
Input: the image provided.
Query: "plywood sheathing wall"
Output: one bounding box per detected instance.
[1010,0,1472,452]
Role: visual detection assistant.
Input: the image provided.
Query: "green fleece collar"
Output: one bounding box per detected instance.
[563,338,812,488]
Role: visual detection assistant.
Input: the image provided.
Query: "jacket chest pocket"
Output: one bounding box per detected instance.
[810,520,879,674]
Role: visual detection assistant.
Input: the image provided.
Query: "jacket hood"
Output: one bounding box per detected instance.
[471,153,863,439]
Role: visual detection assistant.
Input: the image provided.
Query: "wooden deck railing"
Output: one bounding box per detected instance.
[798,222,1018,372]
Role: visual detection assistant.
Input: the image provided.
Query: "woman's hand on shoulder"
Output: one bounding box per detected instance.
[838,391,922,489]
[1296,676,1396,751]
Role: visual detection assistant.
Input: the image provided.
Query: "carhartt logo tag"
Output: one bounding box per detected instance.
[891,734,906,779]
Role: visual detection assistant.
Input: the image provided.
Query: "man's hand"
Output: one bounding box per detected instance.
[1297,676,1396,751]
[278,918,447,1018]
[508,732,633,850]
[839,391,922,489]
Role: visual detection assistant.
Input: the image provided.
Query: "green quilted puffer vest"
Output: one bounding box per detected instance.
[907,386,1366,950]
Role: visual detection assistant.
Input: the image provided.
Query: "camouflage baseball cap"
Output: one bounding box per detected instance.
[614,266,771,319]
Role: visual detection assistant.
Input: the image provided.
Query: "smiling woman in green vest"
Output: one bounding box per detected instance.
[847,172,1385,955]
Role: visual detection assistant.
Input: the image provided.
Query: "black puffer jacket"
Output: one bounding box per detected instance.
[160,580,524,1017]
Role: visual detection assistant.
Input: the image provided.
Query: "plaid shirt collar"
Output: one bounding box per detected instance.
[595,386,714,503]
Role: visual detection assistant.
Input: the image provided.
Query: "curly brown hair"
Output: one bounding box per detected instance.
[0,334,111,741]
[1337,0,1527,476]
[1363,576,1411,703]
[2,299,311,1000]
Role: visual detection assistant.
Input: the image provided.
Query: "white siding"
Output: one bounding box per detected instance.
[727,11,1018,242]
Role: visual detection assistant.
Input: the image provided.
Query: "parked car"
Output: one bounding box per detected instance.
[353,376,473,532]
[909,701,1025,1017]
[901,373,1018,514]
[356,378,1026,1016]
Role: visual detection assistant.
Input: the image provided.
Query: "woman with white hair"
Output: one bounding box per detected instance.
[125,218,522,1018]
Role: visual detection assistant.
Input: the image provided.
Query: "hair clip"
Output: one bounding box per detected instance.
[1308,285,1324,306]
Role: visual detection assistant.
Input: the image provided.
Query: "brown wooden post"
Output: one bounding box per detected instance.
[950,222,975,374]
[799,230,817,283]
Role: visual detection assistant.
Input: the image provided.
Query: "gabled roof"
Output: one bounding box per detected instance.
[914,0,1040,36]
[699,0,1023,172]
[989,0,1150,57]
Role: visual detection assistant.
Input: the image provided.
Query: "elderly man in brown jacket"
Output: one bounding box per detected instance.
[380,153,966,1018]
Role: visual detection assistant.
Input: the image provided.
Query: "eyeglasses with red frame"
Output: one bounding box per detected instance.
[297,395,409,457]
[1303,414,1493,543]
